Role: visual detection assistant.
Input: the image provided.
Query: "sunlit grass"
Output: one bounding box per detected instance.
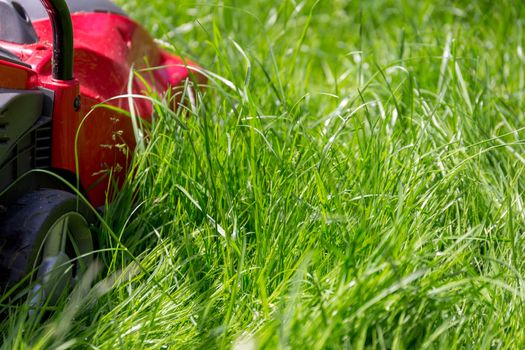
[2,0,525,348]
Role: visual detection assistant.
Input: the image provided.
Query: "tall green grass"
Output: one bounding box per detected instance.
[2,0,525,348]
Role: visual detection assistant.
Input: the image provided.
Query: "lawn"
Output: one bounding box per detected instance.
[2,0,525,348]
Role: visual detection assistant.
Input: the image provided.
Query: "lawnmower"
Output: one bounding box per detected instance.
[0,0,201,305]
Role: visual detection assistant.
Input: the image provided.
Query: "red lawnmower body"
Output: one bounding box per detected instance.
[0,9,198,206]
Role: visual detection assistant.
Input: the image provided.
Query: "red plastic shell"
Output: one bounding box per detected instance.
[0,13,203,206]
[0,60,38,89]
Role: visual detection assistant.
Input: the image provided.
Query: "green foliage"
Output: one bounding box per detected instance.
[2,0,525,348]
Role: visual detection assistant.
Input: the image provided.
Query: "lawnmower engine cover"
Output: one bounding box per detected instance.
[0,0,201,207]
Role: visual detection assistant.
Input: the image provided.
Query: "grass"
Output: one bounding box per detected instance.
[2,0,525,348]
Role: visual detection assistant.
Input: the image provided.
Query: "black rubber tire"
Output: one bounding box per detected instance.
[0,189,95,293]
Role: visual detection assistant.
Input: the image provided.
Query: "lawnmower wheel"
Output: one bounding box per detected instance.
[0,189,95,306]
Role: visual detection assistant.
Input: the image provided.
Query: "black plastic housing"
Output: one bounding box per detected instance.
[0,0,38,44]
[0,89,52,194]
